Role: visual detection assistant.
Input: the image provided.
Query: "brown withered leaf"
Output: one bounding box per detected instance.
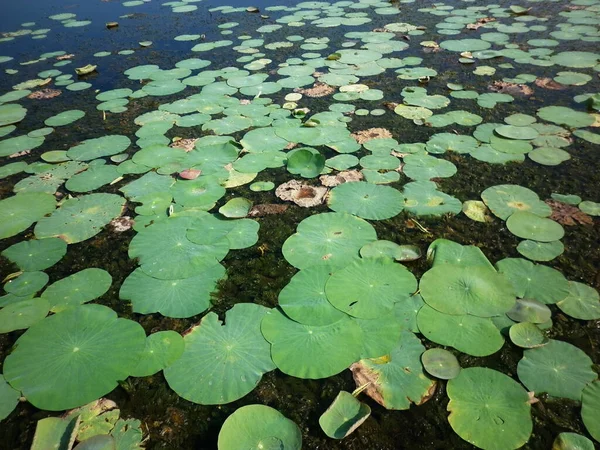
[294,82,334,98]
[351,127,393,144]
[545,200,592,226]
[275,180,328,208]
[489,81,533,97]
[534,77,567,91]
[110,216,134,232]
[319,169,363,187]
[179,169,201,180]
[466,17,495,30]
[28,88,62,99]
[169,138,198,152]
[247,203,289,217]
[56,54,75,60]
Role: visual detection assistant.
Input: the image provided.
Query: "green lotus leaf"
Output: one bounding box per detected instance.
[517,239,564,262]
[224,218,259,250]
[3,304,145,410]
[582,381,600,442]
[129,331,184,377]
[427,239,494,270]
[556,282,600,320]
[4,271,48,297]
[402,154,457,180]
[528,147,571,166]
[425,133,479,154]
[41,151,70,163]
[327,181,403,220]
[319,391,371,439]
[509,322,547,348]
[420,265,515,317]
[537,106,594,128]
[551,51,600,68]
[0,193,56,239]
[240,127,288,153]
[579,201,600,216]
[66,135,131,161]
[505,113,536,127]
[489,135,532,154]
[359,240,421,261]
[0,373,20,420]
[0,103,27,127]
[506,298,552,323]
[325,258,417,319]
[249,181,275,192]
[30,415,79,450]
[440,38,491,52]
[506,211,564,242]
[495,125,539,140]
[462,200,493,223]
[165,303,275,404]
[120,172,174,202]
[350,330,435,410]
[72,435,115,449]
[401,181,462,217]
[261,309,362,379]
[496,258,570,304]
[286,148,325,178]
[35,193,125,244]
[518,339,596,400]
[282,212,376,270]
[417,305,504,357]
[481,184,550,220]
[219,197,252,218]
[170,176,226,209]
[394,104,433,120]
[0,297,50,333]
[41,268,112,313]
[421,348,461,380]
[218,405,302,450]
[44,110,85,127]
[470,144,525,164]
[552,433,595,450]
[0,161,28,178]
[65,165,120,193]
[447,367,532,450]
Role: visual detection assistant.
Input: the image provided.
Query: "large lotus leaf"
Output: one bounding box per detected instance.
[401,181,462,217]
[0,135,45,158]
[494,125,538,140]
[518,339,596,400]
[327,181,403,220]
[218,405,302,450]
[556,282,600,320]
[44,110,85,127]
[35,194,125,244]
[219,198,252,218]
[0,373,20,420]
[354,312,405,359]
[278,265,347,327]
[481,185,550,220]
[0,103,27,127]
[426,133,479,154]
[420,265,515,317]
[261,309,362,379]
[0,297,50,333]
[402,154,457,180]
[164,303,275,404]
[119,172,175,202]
[111,418,144,450]
[319,391,371,439]
[3,304,145,410]
[282,212,377,270]
[350,331,435,410]
[41,268,112,313]
[582,381,600,442]
[417,305,504,357]
[496,258,570,304]
[1,238,67,271]
[393,294,424,333]
[506,211,564,242]
[119,264,225,318]
[537,106,594,128]
[66,135,131,161]
[325,258,417,319]
[447,367,532,450]
[551,51,600,68]
[129,216,229,280]
[129,331,185,377]
[4,271,48,296]
[426,239,495,271]
[223,219,259,250]
[65,165,121,193]
[0,193,56,239]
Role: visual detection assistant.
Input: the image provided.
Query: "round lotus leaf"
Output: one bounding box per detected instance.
[249,181,275,192]
[225,219,259,250]
[556,282,600,320]
[0,297,50,333]
[282,212,376,270]
[394,104,433,120]
[401,181,462,217]
[287,148,325,178]
[129,216,229,280]
[489,135,532,154]
[1,238,67,271]
[426,133,478,154]
[35,193,125,244]
[359,240,419,261]
[552,433,595,450]
[44,110,85,127]
[240,127,288,153]
[461,200,493,223]
[551,51,599,68]
[481,184,550,220]
[319,391,371,439]
[4,271,48,296]
[496,258,570,304]
[0,161,27,178]
[509,322,547,348]
[517,239,564,262]
[41,151,70,163]
[421,348,460,380]
[41,268,112,313]
[66,135,131,161]
[129,331,184,377]
[360,154,399,170]
[505,113,536,127]
[0,103,27,127]
[327,181,403,220]
[326,258,417,319]
[0,193,56,239]
[518,339,596,400]
[170,176,226,209]
[0,373,20,420]
[417,305,504,357]
[426,240,494,270]
[440,38,491,52]
[351,330,435,410]
[528,147,571,166]
[0,135,45,158]
[218,198,252,218]
[278,265,347,327]
[3,304,145,410]
[506,211,564,242]
[120,172,174,201]
[218,404,302,450]
[65,165,120,193]
[447,367,532,450]
[579,201,600,216]
[420,265,515,317]
[537,106,594,128]
[495,125,539,140]
[506,298,552,323]
[551,193,582,206]
[582,381,600,442]
[261,309,362,379]
[402,154,457,181]
[165,303,274,404]
[120,264,225,318]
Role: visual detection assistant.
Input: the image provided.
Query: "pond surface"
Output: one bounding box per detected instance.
[0,0,599,449]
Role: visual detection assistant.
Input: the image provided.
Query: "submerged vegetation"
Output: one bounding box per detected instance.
[0,0,599,448]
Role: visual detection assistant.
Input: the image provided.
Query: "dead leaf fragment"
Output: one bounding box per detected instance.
[275,180,328,207]
[28,88,62,99]
[247,203,289,217]
[319,170,363,187]
[534,77,566,91]
[545,200,592,226]
[489,80,533,97]
[466,17,495,30]
[294,82,334,98]
[179,169,201,180]
[169,138,198,152]
[351,127,393,145]
[110,216,134,232]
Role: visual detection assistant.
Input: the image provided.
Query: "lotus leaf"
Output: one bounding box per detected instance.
[35,194,125,244]
[426,133,478,154]
[249,181,275,192]
[129,331,184,377]
[447,367,532,450]
[402,154,457,180]
[462,200,493,223]
[287,148,325,178]
[67,135,131,161]
[481,185,551,220]
[517,239,564,262]
[350,331,435,410]
[165,303,275,404]
[551,51,600,68]
[327,181,403,220]
[0,297,50,333]
[401,181,462,217]
[241,127,288,153]
[4,304,145,410]
[552,433,595,450]
[537,106,594,128]
[528,147,571,166]
[218,405,302,450]
[326,258,417,319]
[417,305,504,357]
[582,381,600,442]
[261,309,362,379]
[0,103,27,127]
[0,373,20,420]
[556,282,600,320]
[224,219,259,250]
[120,172,174,201]
[421,348,461,380]
[319,391,371,439]
[65,165,120,193]
[506,211,564,242]
[489,135,532,154]
[509,322,547,348]
[30,415,80,450]
[506,298,552,323]
[579,201,600,216]
[219,198,252,218]
[0,193,56,239]
[41,268,112,313]
[359,240,418,261]
[171,176,226,209]
[518,339,596,400]
[495,125,538,140]
[4,271,48,296]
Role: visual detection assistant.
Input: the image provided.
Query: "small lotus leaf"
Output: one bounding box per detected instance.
[509,322,548,348]
[129,331,185,377]
[319,391,371,439]
[0,298,50,333]
[517,240,564,262]
[506,298,552,323]
[421,348,461,380]
[552,433,595,450]
[556,282,600,320]
[0,373,20,420]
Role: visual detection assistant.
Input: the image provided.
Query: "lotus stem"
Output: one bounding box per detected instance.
[352,382,371,397]
[410,218,430,234]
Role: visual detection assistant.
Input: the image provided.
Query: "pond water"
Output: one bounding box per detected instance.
[0,0,599,449]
